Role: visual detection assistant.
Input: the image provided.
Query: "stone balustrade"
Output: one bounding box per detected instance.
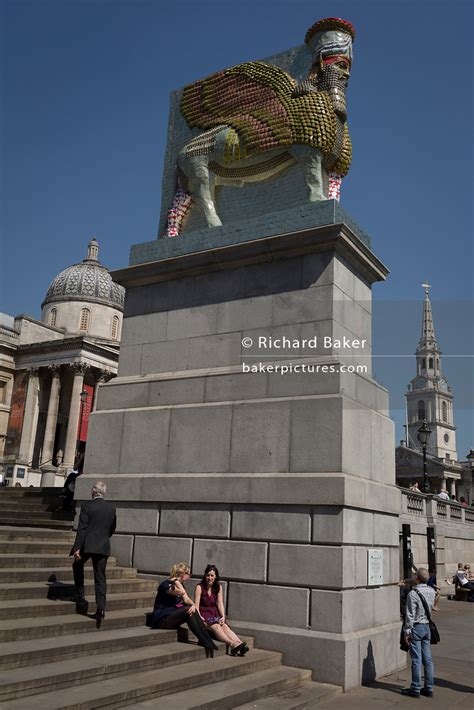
[400,487,474,525]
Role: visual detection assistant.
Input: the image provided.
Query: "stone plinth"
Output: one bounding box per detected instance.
[77,216,405,689]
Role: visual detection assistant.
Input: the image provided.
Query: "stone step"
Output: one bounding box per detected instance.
[0,590,154,620]
[0,493,59,502]
[0,554,117,568]
[0,527,75,541]
[0,501,61,511]
[0,517,74,529]
[0,639,231,701]
[0,541,75,554]
[0,627,178,670]
[0,510,73,521]
[0,565,137,582]
[234,680,342,708]
[0,577,157,600]
[1,647,282,709]
[0,487,57,496]
[129,666,314,709]
[0,607,148,642]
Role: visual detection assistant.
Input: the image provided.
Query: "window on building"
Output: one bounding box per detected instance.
[0,381,6,404]
[111,315,119,340]
[421,358,426,369]
[79,308,90,333]
[49,308,57,327]
[418,400,425,421]
[442,401,448,422]
[428,357,434,368]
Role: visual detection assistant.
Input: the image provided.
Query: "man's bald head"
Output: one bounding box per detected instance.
[416,568,429,584]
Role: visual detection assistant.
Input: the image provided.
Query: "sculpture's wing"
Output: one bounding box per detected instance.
[181,62,296,155]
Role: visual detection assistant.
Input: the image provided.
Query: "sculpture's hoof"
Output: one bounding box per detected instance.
[308,193,326,203]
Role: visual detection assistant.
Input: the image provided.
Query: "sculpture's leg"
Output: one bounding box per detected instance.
[178,153,222,228]
[294,146,327,202]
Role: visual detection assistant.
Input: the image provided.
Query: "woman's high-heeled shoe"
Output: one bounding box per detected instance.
[239,642,249,656]
[230,642,246,656]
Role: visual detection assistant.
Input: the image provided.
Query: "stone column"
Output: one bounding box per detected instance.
[40,365,61,467]
[449,479,456,497]
[62,363,88,469]
[18,368,40,465]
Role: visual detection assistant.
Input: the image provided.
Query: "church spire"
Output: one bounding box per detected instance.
[405,284,457,461]
[418,283,437,350]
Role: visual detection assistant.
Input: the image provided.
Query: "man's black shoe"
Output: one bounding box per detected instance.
[401,688,420,698]
[92,609,105,628]
[75,598,89,615]
[420,689,433,698]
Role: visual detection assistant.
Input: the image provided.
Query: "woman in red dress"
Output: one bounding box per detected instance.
[194,565,249,656]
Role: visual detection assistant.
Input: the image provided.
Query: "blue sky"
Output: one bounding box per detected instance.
[1,0,473,456]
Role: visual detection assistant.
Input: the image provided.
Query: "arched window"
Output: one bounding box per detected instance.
[418,400,425,421]
[428,357,434,369]
[79,308,90,333]
[442,401,448,422]
[111,315,119,340]
[421,358,426,369]
[49,308,57,327]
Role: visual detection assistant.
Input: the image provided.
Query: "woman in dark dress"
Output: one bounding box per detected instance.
[194,565,248,656]
[150,562,217,654]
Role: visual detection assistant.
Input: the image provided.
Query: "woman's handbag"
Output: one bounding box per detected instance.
[415,590,440,644]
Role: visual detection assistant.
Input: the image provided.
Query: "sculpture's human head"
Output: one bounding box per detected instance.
[305,17,355,117]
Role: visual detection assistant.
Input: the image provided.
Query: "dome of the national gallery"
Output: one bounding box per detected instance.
[42,238,124,311]
[41,239,125,341]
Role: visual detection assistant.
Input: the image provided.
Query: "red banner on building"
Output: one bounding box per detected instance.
[77,384,94,442]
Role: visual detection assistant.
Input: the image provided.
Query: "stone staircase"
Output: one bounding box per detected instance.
[0,491,341,708]
[0,487,74,529]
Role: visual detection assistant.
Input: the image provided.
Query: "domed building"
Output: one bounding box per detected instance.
[0,239,125,486]
[42,239,124,340]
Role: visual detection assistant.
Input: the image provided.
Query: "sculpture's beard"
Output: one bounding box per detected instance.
[317,65,348,120]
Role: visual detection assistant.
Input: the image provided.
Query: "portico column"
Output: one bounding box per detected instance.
[449,479,456,497]
[63,363,88,469]
[18,368,40,465]
[41,365,61,467]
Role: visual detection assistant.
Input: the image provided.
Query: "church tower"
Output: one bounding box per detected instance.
[405,284,457,460]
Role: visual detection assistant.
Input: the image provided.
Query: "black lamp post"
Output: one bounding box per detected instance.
[417,420,432,493]
[75,389,88,463]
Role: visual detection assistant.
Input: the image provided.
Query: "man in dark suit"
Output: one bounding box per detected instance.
[71,480,116,626]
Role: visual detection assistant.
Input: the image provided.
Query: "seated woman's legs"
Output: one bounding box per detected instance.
[206,622,240,647]
[157,607,217,649]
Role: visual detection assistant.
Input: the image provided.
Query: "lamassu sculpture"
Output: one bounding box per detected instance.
[166,18,355,237]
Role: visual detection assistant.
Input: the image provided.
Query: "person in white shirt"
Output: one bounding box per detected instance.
[437,489,450,500]
[401,568,436,699]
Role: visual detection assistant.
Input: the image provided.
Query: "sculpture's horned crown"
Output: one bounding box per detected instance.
[305,17,355,64]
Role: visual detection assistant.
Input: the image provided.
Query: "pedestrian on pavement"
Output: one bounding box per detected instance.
[70,480,116,627]
[401,568,436,699]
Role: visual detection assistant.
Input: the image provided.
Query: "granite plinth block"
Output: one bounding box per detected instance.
[160,504,230,538]
[193,539,267,582]
[232,506,311,543]
[133,536,192,575]
[228,582,309,628]
[130,201,371,266]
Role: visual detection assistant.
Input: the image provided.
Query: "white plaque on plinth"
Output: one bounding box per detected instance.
[368,549,383,586]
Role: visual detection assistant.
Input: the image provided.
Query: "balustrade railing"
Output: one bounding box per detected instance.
[399,487,474,525]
